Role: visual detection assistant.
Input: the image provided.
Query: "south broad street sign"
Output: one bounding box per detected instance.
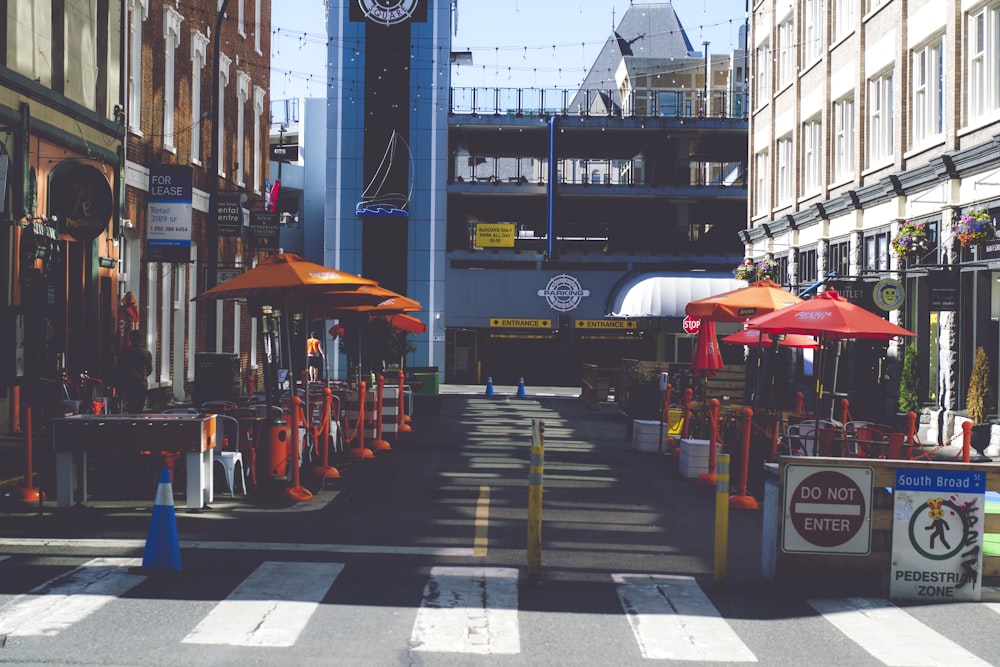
[783,464,873,555]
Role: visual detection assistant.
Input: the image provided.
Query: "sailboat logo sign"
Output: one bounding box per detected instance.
[356,130,412,217]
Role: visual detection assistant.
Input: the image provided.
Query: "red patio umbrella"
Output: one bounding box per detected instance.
[690,319,724,378]
[721,328,819,349]
[386,313,427,334]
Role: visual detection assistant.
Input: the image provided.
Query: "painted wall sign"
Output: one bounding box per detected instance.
[475,223,516,248]
[146,165,193,263]
[214,194,243,238]
[890,469,986,601]
[537,274,590,312]
[782,464,873,554]
[490,318,552,329]
[575,319,637,329]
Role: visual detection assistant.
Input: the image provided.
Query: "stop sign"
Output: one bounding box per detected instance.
[682,316,701,335]
[783,465,872,554]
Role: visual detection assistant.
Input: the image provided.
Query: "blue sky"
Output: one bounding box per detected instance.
[269,1,749,101]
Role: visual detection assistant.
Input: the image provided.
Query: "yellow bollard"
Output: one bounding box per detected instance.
[714,453,730,584]
[526,418,545,578]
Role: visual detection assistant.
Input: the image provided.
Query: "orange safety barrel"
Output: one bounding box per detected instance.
[258,418,290,480]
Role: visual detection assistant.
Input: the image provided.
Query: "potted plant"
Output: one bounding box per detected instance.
[956,209,997,247]
[966,346,993,460]
[734,258,755,282]
[891,221,930,260]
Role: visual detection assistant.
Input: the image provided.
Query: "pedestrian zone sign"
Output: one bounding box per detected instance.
[783,464,873,555]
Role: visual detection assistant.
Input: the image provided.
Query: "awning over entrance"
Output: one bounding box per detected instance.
[608,274,742,317]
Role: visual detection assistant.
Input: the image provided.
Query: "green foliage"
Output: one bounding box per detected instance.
[339,315,417,374]
[966,346,992,424]
[898,343,920,413]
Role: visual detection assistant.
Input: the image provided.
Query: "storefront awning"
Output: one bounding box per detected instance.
[608,274,742,317]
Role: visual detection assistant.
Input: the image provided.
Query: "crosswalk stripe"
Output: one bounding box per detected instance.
[0,557,143,637]
[613,573,757,662]
[181,561,343,647]
[808,597,992,666]
[410,566,519,655]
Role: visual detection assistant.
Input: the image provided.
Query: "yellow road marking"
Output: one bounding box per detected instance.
[474,485,490,557]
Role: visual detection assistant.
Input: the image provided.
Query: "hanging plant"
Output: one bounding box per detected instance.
[891,221,930,259]
[756,257,779,281]
[734,258,755,281]
[956,209,996,247]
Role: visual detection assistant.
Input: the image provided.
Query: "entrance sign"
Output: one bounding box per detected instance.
[682,316,701,335]
[490,318,552,329]
[890,469,986,601]
[783,464,872,554]
[575,319,637,330]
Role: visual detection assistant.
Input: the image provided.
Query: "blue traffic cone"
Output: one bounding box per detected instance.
[517,375,526,398]
[485,375,494,397]
[139,466,182,573]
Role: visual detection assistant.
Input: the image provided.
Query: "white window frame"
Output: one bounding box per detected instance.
[238,0,246,38]
[833,0,856,43]
[968,4,1000,124]
[754,41,770,108]
[162,7,183,153]
[912,38,943,148]
[127,0,149,135]
[868,71,894,166]
[803,0,825,64]
[190,31,208,165]
[833,96,855,181]
[254,0,263,54]
[777,17,795,89]
[803,118,823,193]
[755,150,770,216]
[776,136,793,206]
[217,54,232,178]
[253,85,265,194]
[236,71,250,187]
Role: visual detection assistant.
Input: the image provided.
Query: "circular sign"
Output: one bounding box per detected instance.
[682,316,701,335]
[357,0,420,25]
[537,274,590,312]
[873,278,905,311]
[788,470,867,548]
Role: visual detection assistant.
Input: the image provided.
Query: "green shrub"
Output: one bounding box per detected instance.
[966,346,991,424]
[897,343,919,413]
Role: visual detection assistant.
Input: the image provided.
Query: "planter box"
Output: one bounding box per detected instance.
[678,438,721,479]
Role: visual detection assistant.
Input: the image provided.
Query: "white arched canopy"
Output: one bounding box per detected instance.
[609,274,742,317]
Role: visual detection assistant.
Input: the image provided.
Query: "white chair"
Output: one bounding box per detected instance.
[214,415,246,496]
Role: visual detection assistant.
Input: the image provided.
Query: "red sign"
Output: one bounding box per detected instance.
[682,316,701,335]
[788,470,867,548]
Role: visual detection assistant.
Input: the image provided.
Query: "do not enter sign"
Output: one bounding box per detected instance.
[782,465,873,555]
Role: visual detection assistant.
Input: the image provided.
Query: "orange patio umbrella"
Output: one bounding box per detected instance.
[386,313,427,334]
[684,279,803,323]
[721,328,819,349]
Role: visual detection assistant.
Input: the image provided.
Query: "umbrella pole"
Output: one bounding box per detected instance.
[828,340,842,421]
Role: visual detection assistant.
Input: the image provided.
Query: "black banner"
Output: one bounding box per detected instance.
[214,194,243,238]
[928,269,959,311]
[249,211,279,250]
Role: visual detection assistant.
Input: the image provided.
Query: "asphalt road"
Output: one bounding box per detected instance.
[1,391,999,666]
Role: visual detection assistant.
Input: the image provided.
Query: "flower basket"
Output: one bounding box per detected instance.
[756,257,779,281]
[734,259,755,281]
[956,209,996,247]
[734,257,778,282]
[891,221,930,259]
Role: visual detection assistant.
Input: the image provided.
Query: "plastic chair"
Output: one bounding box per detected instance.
[82,377,107,414]
[214,414,246,496]
[200,400,238,414]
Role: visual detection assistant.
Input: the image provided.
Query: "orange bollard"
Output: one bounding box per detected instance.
[312,387,341,479]
[839,398,850,425]
[348,381,374,460]
[10,404,43,502]
[681,388,694,439]
[730,407,760,510]
[795,391,805,414]
[697,399,720,486]
[281,396,313,502]
[398,369,412,431]
[962,420,972,464]
[370,374,391,451]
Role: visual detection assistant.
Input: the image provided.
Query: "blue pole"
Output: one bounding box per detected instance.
[547,116,557,259]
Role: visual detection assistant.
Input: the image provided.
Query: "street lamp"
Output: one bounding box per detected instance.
[205,0,231,349]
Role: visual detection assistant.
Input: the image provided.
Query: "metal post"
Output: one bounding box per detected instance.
[205,0,231,348]
[527,418,545,578]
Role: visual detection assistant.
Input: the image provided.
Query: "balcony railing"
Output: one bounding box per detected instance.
[449,87,747,119]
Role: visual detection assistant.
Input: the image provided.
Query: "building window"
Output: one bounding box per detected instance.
[163,7,183,152]
[776,255,789,285]
[776,136,793,206]
[866,0,887,13]
[127,0,148,134]
[236,71,250,187]
[833,0,856,42]
[238,0,246,37]
[777,17,795,89]
[864,229,891,272]
[868,70,893,166]
[754,40,770,107]
[253,86,265,194]
[912,39,943,147]
[803,0,825,64]
[191,31,208,165]
[828,238,850,277]
[254,0,263,54]
[968,4,999,124]
[803,118,823,193]
[798,248,818,284]
[755,149,770,216]
[833,96,855,181]
[218,54,232,178]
